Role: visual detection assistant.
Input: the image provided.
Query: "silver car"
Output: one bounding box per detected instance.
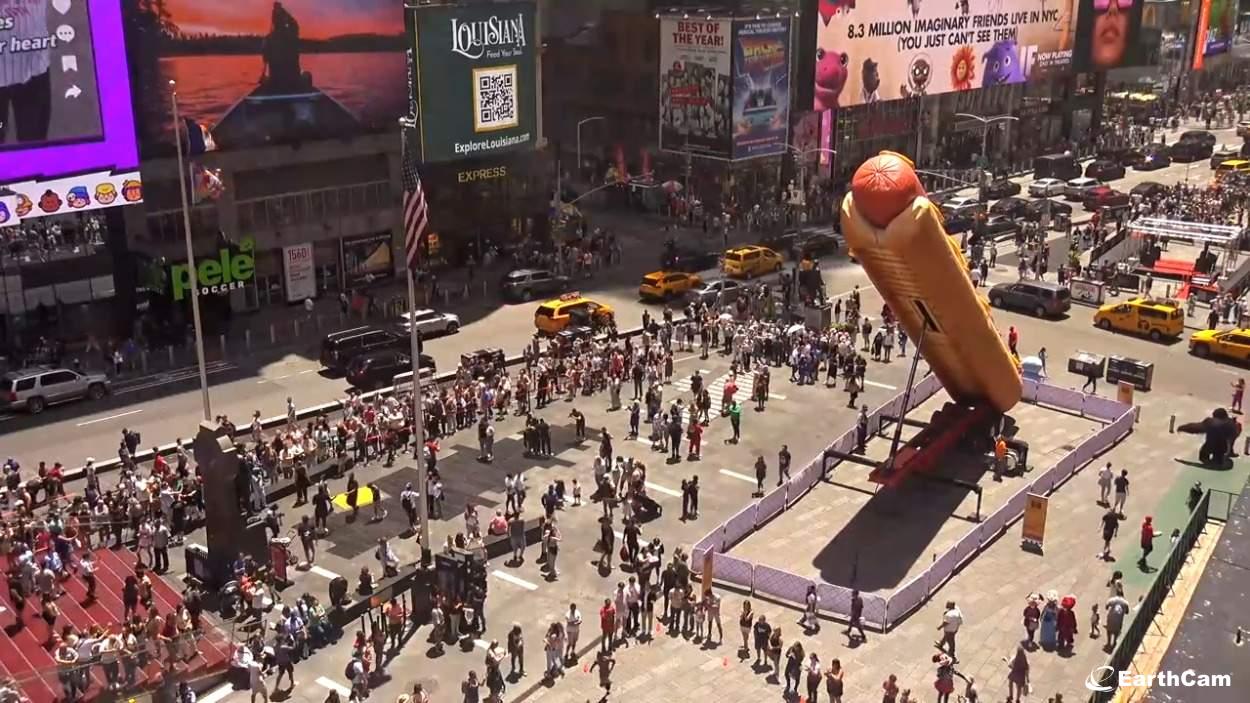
[687,279,744,307]
[1,367,110,414]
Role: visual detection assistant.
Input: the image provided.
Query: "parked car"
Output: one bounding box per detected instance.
[686,279,744,307]
[346,350,436,390]
[1064,176,1102,200]
[984,179,1022,199]
[989,196,1029,218]
[1179,130,1216,149]
[722,245,783,278]
[1211,146,1243,170]
[1081,186,1130,211]
[500,268,571,302]
[639,271,703,301]
[398,308,461,337]
[1132,147,1171,170]
[662,245,721,272]
[943,195,983,212]
[1021,199,1072,222]
[1130,181,1168,198]
[1168,139,1213,162]
[1032,153,1082,181]
[759,230,801,255]
[979,214,1021,239]
[1084,159,1126,181]
[988,281,1072,318]
[320,326,410,373]
[942,212,975,235]
[1028,177,1067,197]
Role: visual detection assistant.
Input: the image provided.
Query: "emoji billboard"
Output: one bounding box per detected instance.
[811,0,1079,109]
[0,0,142,218]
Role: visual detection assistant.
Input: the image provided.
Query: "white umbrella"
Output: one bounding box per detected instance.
[786,324,806,335]
[662,180,684,193]
[719,312,734,321]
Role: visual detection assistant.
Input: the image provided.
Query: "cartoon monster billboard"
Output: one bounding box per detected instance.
[812,0,1079,108]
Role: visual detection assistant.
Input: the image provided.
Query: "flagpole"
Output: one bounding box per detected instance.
[170,81,212,421]
[406,270,431,561]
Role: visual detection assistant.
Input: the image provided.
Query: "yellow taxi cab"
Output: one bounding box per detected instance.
[534,292,615,334]
[1093,297,1184,342]
[1189,328,1250,362]
[639,271,702,301]
[1215,159,1250,182]
[722,245,783,278]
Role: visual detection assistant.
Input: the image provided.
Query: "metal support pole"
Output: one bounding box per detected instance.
[171,83,212,421]
[406,271,432,563]
[884,322,929,475]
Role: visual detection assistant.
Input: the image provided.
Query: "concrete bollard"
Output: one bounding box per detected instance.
[339,311,345,326]
[443,289,450,305]
[294,319,300,338]
[141,351,149,372]
[1244,435,1249,455]
[168,346,175,366]
[245,330,252,351]
[1169,414,1176,433]
[219,335,226,357]
[463,283,470,298]
[482,280,488,298]
[315,315,322,330]
[270,324,276,345]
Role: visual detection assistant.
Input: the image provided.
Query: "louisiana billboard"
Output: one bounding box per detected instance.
[123,0,407,155]
[409,0,538,163]
[0,0,142,219]
[812,0,1078,108]
[659,17,733,159]
[731,19,791,161]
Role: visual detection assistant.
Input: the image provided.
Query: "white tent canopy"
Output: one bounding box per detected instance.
[1128,217,1244,246]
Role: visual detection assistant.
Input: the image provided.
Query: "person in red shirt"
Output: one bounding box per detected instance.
[599,598,616,652]
[687,421,703,460]
[1007,326,1019,357]
[151,449,169,477]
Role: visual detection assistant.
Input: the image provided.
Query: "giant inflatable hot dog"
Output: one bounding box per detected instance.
[840,152,1021,413]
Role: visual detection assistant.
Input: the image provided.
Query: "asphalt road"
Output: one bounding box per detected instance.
[0,124,1239,468]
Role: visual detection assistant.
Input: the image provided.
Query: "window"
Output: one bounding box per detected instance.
[40,371,77,386]
[1226,335,1250,346]
[16,378,35,392]
[1138,308,1167,320]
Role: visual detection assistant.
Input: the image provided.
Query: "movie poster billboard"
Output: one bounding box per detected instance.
[812,0,1078,108]
[341,232,394,289]
[731,19,791,160]
[0,0,142,220]
[123,0,407,155]
[659,17,732,159]
[1072,0,1150,73]
[409,0,538,163]
[1193,0,1237,69]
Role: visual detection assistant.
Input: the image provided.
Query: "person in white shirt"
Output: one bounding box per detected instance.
[565,603,582,660]
[1097,462,1114,506]
[936,601,963,661]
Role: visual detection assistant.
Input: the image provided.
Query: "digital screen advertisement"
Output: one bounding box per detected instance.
[1192,0,1237,69]
[341,231,394,289]
[409,0,538,163]
[731,18,790,161]
[812,0,1078,108]
[124,0,407,154]
[659,17,732,159]
[0,0,141,219]
[1072,0,1150,73]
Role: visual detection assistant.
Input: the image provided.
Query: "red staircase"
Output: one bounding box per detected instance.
[0,547,233,703]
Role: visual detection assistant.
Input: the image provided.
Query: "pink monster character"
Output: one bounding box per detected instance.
[814,46,849,111]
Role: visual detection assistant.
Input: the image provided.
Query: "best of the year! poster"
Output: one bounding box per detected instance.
[812,0,1077,109]
[659,17,732,159]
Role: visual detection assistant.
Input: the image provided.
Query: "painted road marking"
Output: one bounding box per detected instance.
[719,469,757,484]
[614,530,626,541]
[673,355,702,365]
[830,284,877,299]
[315,677,351,696]
[299,369,316,374]
[644,481,682,497]
[114,362,236,396]
[76,408,144,427]
[0,415,14,422]
[308,565,342,580]
[492,569,539,591]
[474,639,490,650]
[200,683,236,703]
[864,380,898,390]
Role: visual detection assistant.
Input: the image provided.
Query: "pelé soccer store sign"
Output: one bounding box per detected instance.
[409,1,538,163]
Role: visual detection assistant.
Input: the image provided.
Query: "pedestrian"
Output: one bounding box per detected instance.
[1007,325,1019,356]
[935,601,962,661]
[778,445,791,485]
[882,673,900,703]
[752,614,771,665]
[507,623,525,678]
[460,671,481,703]
[844,589,867,642]
[1113,469,1130,515]
[565,603,582,661]
[783,641,804,694]
[825,658,845,703]
[753,456,766,496]
[738,600,753,653]
[801,583,819,631]
[1083,367,1098,394]
[1104,592,1130,650]
[589,649,616,699]
[1006,644,1029,703]
[1097,462,1113,506]
[805,652,824,703]
[728,400,742,443]
[599,598,616,651]
[1023,595,1040,645]
[1139,516,1161,568]
[1232,378,1244,413]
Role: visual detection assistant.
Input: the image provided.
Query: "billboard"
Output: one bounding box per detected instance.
[812,0,1078,108]
[124,0,407,155]
[409,1,538,163]
[1193,0,1236,69]
[0,0,141,218]
[283,242,316,303]
[731,19,791,160]
[341,231,393,289]
[1072,0,1150,72]
[659,17,732,159]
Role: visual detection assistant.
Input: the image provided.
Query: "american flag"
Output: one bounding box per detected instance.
[401,153,428,272]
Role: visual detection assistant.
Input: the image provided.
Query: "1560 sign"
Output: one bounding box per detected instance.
[171,237,256,301]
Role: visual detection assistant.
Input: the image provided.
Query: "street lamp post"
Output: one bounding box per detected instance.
[955,113,1019,201]
[170,80,212,422]
[788,146,837,219]
[576,116,606,183]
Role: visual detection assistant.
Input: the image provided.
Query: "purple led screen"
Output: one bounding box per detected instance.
[0,0,139,184]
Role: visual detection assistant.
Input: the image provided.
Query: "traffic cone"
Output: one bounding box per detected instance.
[722,657,728,668]
[583,662,590,673]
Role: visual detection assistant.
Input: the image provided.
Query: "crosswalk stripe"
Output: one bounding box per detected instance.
[316,678,351,696]
[645,481,682,497]
[719,469,757,484]
[492,569,539,591]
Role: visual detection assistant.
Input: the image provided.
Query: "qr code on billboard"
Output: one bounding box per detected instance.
[473,65,519,132]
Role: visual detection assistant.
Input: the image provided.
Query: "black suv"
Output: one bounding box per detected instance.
[1084,159,1126,181]
[320,326,409,373]
[346,350,436,389]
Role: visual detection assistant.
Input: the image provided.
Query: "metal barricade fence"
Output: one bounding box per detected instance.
[1088,491,1211,703]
